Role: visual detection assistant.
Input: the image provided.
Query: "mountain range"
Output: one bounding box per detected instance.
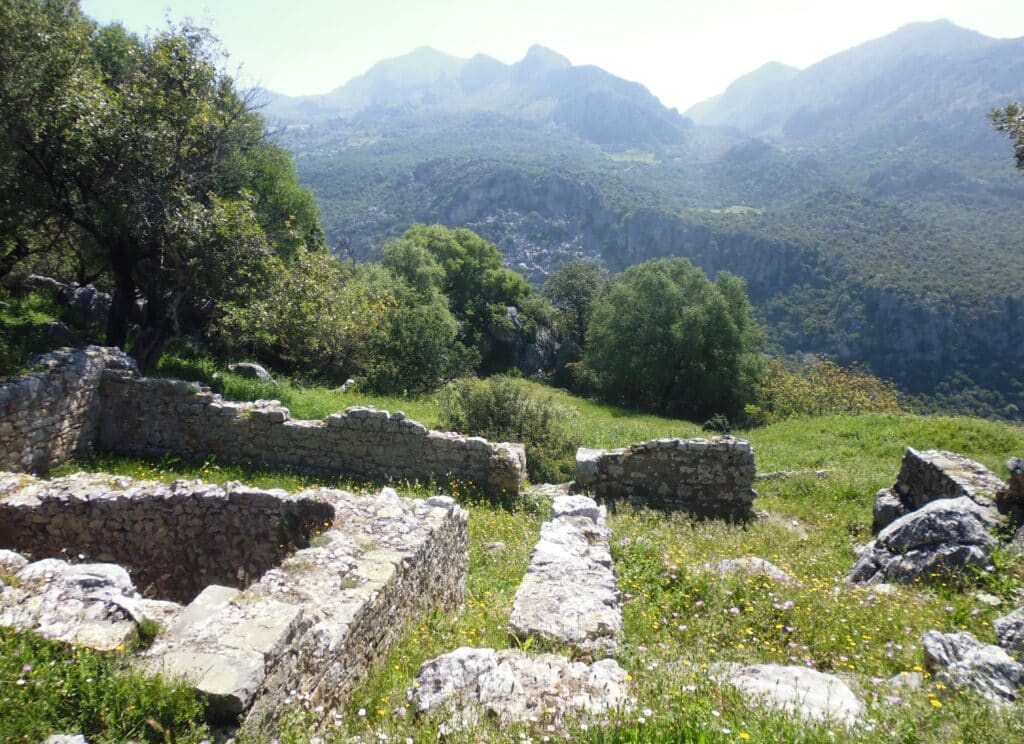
[263,20,1024,420]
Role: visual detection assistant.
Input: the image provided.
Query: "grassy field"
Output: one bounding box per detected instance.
[7,372,1024,743]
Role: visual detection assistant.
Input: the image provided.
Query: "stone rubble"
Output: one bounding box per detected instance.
[575,437,756,519]
[849,497,1001,584]
[408,647,631,732]
[921,630,1024,704]
[510,494,622,654]
[712,663,865,726]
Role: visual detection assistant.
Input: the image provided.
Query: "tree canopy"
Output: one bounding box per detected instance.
[581,258,762,419]
[1,0,321,370]
[991,103,1024,171]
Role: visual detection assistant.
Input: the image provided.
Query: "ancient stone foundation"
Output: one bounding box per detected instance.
[0,347,526,496]
[0,472,468,728]
[575,437,757,519]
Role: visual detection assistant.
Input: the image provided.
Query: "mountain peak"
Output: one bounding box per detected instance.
[513,45,571,82]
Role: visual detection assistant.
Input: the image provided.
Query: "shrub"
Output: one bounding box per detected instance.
[439,377,580,483]
[756,356,905,423]
[701,414,732,434]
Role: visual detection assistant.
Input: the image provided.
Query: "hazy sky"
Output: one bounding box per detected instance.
[79,0,1024,111]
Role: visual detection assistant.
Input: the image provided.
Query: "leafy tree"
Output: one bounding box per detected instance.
[1,2,321,370]
[582,258,762,419]
[542,260,607,346]
[991,103,1024,170]
[382,225,544,373]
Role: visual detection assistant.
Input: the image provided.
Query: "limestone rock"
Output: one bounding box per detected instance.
[409,647,631,731]
[849,497,999,584]
[0,558,143,652]
[872,488,906,533]
[228,362,272,381]
[0,549,28,574]
[510,496,621,653]
[994,606,1024,658]
[922,630,1024,703]
[702,557,794,585]
[713,663,864,725]
[41,736,88,744]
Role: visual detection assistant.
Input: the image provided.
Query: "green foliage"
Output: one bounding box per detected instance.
[382,225,547,374]
[583,258,763,419]
[991,102,1024,171]
[753,357,905,425]
[0,290,61,377]
[439,376,580,482]
[0,3,323,370]
[0,627,209,744]
[542,259,607,346]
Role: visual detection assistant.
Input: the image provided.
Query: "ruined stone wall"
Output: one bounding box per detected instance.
[98,373,525,496]
[0,346,134,473]
[0,472,334,602]
[575,437,757,519]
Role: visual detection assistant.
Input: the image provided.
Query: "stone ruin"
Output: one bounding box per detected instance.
[0,346,526,496]
[851,447,1024,585]
[575,436,757,519]
[0,471,467,728]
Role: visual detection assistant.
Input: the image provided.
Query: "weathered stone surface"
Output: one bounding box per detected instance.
[922,630,1024,704]
[895,448,1005,513]
[994,606,1024,658]
[849,497,1000,584]
[713,663,864,725]
[872,488,906,533]
[510,496,621,654]
[100,375,526,497]
[409,647,631,731]
[0,347,135,473]
[575,437,756,519]
[0,555,156,652]
[228,362,273,381]
[41,735,88,744]
[703,557,794,585]
[0,549,28,574]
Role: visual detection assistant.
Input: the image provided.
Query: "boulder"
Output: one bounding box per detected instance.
[895,448,1004,513]
[994,606,1024,658]
[408,647,631,731]
[921,630,1024,704]
[713,663,864,725]
[228,362,272,381]
[849,497,999,584]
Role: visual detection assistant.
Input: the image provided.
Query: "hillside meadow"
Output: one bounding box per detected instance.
[3,369,1023,743]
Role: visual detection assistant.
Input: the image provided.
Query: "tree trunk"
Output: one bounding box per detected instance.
[131,325,170,374]
[105,254,136,349]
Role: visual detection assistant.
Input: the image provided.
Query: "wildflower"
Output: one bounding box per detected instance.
[729,607,741,615]
[930,698,942,708]
[22,664,32,672]
[358,708,367,717]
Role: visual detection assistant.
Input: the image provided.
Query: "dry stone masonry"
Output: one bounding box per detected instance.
[0,346,134,473]
[0,472,468,729]
[510,494,622,654]
[0,347,526,496]
[575,436,756,519]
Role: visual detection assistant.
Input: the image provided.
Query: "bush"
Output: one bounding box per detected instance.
[439,377,580,483]
[701,414,732,434]
[755,356,905,423]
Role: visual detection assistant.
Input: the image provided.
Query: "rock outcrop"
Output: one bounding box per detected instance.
[408,647,631,732]
[510,495,622,654]
[849,497,1000,584]
[921,630,1024,704]
[994,606,1024,658]
[575,437,757,520]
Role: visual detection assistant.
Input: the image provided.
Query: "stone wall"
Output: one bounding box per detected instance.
[0,472,334,603]
[99,373,526,496]
[0,346,134,473]
[575,437,757,519]
[0,471,468,727]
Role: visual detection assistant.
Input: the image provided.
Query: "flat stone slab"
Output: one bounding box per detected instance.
[510,496,621,654]
[896,448,1005,512]
[713,663,865,726]
[702,557,795,585]
[409,647,632,732]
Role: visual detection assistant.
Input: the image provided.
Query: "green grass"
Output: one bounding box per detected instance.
[16,369,1024,742]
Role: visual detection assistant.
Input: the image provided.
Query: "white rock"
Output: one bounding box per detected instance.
[714,663,865,725]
